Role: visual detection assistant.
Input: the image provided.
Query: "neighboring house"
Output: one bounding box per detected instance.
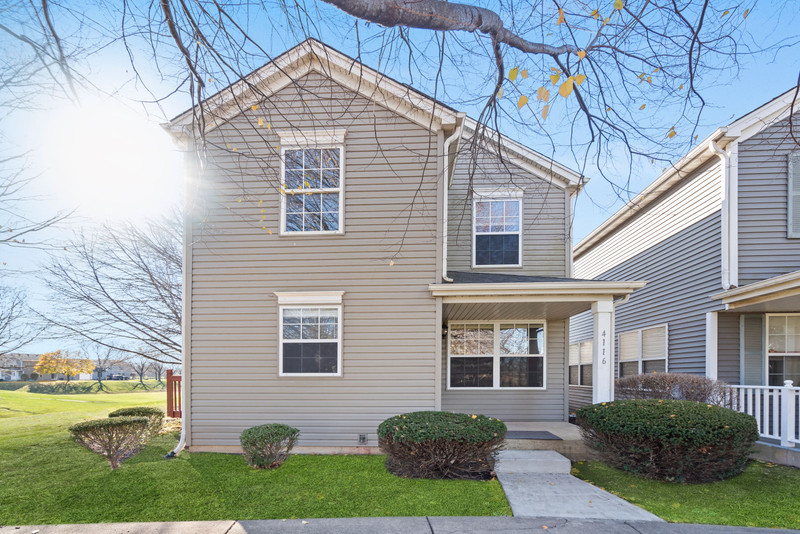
[92,360,135,380]
[164,39,642,452]
[0,354,24,381]
[569,90,800,410]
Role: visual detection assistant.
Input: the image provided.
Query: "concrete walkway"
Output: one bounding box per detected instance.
[2,517,797,533]
[494,450,663,521]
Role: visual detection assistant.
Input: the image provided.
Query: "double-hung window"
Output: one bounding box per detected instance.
[448,322,545,389]
[767,314,800,386]
[279,129,345,235]
[276,292,343,377]
[618,325,668,377]
[473,195,522,267]
[568,341,593,386]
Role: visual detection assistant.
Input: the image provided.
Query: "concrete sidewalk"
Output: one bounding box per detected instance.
[2,517,798,533]
[494,450,662,522]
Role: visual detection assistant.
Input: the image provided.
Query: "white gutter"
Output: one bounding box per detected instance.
[442,115,466,283]
[709,140,732,290]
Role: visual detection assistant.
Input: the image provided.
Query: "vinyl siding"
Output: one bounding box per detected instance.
[188,71,441,448]
[447,149,568,276]
[569,386,593,412]
[577,160,723,279]
[441,319,567,421]
[717,312,741,384]
[742,314,765,386]
[738,112,800,284]
[572,160,725,382]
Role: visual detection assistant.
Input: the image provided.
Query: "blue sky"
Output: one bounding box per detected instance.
[5,1,800,354]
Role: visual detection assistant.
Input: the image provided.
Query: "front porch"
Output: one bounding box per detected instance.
[503,421,598,461]
[429,271,645,421]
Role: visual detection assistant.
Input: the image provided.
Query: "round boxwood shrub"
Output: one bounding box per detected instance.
[240,423,300,469]
[69,416,150,469]
[377,411,507,480]
[576,399,759,482]
[109,406,164,439]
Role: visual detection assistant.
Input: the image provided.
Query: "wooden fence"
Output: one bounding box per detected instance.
[166,369,182,418]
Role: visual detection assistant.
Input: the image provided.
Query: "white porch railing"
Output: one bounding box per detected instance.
[725,380,799,448]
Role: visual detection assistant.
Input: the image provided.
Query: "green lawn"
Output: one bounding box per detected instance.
[0,388,510,525]
[572,460,800,530]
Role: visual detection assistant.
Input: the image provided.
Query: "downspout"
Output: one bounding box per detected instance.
[709,140,732,290]
[442,115,466,283]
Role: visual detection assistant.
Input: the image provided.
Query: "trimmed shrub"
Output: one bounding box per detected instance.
[616,373,733,406]
[109,406,164,439]
[0,382,27,391]
[69,417,150,469]
[240,424,300,469]
[377,411,507,480]
[576,399,758,482]
[28,382,95,394]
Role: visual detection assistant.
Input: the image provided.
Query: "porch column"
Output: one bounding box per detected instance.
[592,299,615,403]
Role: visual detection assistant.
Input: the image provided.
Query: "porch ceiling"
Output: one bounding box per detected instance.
[712,270,800,312]
[443,300,598,321]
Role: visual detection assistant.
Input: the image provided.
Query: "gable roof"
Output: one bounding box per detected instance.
[164,38,583,190]
[574,87,799,258]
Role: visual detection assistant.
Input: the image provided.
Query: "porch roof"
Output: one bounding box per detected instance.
[430,272,645,320]
[711,270,800,312]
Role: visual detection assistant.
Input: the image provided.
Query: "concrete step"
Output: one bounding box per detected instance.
[504,438,600,461]
[495,450,572,474]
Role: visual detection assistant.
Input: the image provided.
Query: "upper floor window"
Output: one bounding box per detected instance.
[473,196,522,267]
[282,147,342,233]
[618,324,668,378]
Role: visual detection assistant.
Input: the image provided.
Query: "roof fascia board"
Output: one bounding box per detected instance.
[711,270,800,306]
[165,40,459,137]
[428,281,646,298]
[574,127,728,258]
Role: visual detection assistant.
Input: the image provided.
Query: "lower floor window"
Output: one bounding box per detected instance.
[448,322,545,389]
[768,355,800,386]
[280,306,341,375]
[618,325,668,377]
[568,341,593,386]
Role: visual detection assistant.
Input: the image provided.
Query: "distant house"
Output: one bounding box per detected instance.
[92,360,135,380]
[163,39,642,453]
[0,354,24,381]
[569,89,800,410]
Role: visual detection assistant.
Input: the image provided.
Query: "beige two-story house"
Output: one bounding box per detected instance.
[165,39,642,453]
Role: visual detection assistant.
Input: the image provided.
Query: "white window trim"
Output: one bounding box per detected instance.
[471,196,523,268]
[446,320,546,391]
[788,151,800,238]
[569,340,594,388]
[279,144,345,236]
[764,313,800,385]
[278,300,343,378]
[617,324,669,376]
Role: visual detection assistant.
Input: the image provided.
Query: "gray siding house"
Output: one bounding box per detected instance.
[569,90,800,410]
[165,39,641,453]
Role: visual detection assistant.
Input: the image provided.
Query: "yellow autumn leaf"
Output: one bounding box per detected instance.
[721,10,729,17]
[268,229,273,235]
[638,73,645,79]
[743,8,749,18]
[261,215,266,221]
[557,8,565,25]
[591,9,599,19]
[653,67,660,73]
[679,83,684,90]
[537,86,550,101]
[509,67,519,81]
[575,74,587,86]
[646,76,652,84]
[518,95,528,109]
[237,198,242,203]
[267,123,271,130]
[606,106,612,112]
[258,118,264,127]
[542,105,550,120]
[251,104,258,111]
[550,67,561,72]
[614,0,624,9]
[639,104,646,110]
[559,77,575,98]
[521,69,528,79]
[667,129,677,139]
[262,226,266,230]
[604,17,610,24]
[577,50,586,61]
[258,200,263,206]
[232,147,237,152]
[550,73,561,85]
[304,180,310,187]
[389,260,395,266]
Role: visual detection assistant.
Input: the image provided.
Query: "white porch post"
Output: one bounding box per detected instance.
[705,312,718,380]
[592,299,615,403]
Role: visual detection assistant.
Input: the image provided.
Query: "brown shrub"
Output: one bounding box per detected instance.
[616,372,734,406]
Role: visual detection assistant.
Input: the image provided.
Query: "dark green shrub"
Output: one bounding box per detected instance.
[69,417,150,469]
[576,399,758,482]
[0,382,27,391]
[616,373,733,406]
[28,382,95,394]
[109,406,164,438]
[377,411,506,480]
[240,424,300,469]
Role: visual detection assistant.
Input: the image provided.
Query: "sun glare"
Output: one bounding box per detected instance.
[42,97,183,222]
